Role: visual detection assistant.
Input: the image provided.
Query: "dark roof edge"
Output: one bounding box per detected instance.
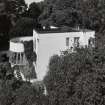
[34,28,95,34]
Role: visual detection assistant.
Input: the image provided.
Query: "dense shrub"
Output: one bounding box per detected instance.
[44,47,105,105]
[0,62,47,105]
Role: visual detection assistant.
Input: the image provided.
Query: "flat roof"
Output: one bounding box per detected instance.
[36,27,94,34]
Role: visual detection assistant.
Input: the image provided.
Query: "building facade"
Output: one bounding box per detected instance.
[33,29,95,80]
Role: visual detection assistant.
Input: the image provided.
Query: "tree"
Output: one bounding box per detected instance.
[9,17,36,38]
[6,0,27,17]
[0,0,27,23]
[37,1,44,13]
[27,2,43,29]
[28,2,41,19]
[13,84,39,105]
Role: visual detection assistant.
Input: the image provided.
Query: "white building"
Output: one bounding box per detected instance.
[33,28,95,80]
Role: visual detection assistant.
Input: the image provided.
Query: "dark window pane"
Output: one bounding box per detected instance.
[66,37,69,47]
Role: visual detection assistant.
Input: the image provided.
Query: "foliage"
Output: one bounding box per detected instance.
[0,62,47,105]
[23,40,37,64]
[0,0,27,26]
[0,62,14,80]
[39,0,83,27]
[28,2,41,19]
[0,0,27,51]
[9,16,43,39]
[9,17,36,38]
[6,0,27,17]
[26,2,43,30]
[37,1,44,13]
[13,83,45,105]
[39,0,105,32]
[44,47,105,105]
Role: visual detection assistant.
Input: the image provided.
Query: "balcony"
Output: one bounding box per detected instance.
[9,37,33,66]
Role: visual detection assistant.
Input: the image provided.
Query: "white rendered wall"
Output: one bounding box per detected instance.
[33,31,95,80]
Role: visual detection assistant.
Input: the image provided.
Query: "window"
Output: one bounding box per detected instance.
[66,37,69,47]
[88,37,95,48]
[74,37,80,47]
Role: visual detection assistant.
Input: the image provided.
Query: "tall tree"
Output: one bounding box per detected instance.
[27,2,42,29]
[28,2,41,19]
[39,0,82,27]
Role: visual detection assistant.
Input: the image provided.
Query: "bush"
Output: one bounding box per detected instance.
[44,48,105,105]
[0,62,47,105]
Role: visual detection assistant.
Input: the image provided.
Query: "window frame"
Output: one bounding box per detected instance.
[66,37,69,47]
